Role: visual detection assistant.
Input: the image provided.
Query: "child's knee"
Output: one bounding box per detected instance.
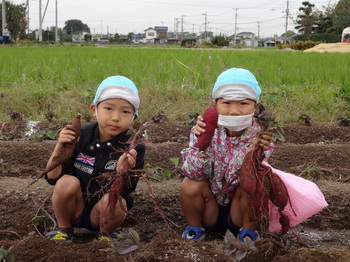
[233,186,248,201]
[100,194,127,214]
[181,177,210,195]
[54,175,80,194]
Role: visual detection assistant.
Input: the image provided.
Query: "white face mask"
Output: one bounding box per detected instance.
[218,113,254,131]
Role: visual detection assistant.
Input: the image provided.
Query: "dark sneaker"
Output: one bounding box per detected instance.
[238,228,258,242]
[182,225,205,241]
[46,228,74,242]
[95,232,120,243]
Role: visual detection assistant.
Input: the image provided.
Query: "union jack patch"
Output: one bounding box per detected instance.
[77,152,95,166]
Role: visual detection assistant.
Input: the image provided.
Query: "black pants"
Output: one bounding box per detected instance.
[3,36,9,44]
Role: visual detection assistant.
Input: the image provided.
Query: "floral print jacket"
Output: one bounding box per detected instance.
[181,120,274,206]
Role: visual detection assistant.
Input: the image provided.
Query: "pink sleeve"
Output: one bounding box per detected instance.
[181,127,213,180]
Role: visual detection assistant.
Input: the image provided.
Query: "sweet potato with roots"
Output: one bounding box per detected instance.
[238,109,292,235]
[29,114,81,185]
[195,106,218,152]
[108,126,144,214]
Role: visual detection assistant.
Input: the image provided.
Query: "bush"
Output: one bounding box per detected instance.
[211,36,229,47]
[84,34,92,42]
[278,40,323,51]
[181,38,197,47]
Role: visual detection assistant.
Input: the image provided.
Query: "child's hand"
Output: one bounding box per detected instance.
[117,149,137,173]
[57,125,78,146]
[194,115,206,136]
[256,131,272,151]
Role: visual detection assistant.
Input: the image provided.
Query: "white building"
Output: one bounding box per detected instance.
[144,27,157,44]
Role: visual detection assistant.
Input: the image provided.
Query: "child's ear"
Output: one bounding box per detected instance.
[90,104,97,117]
[211,99,216,106]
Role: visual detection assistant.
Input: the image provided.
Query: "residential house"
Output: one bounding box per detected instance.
[230,31,258,47]
[144,27,157,44]
[154,26,168,40]
[131,33,144,44]
[263,36,284,47]
[72,31,90,42]
[144,26,169,44]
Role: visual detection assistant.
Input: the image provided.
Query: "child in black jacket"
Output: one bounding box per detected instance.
[45,75,145,242]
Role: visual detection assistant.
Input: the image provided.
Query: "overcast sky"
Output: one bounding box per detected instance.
[10,0,335,37]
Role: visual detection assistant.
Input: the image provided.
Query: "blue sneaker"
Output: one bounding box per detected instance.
[182,225,205,241]
[46,228,74,242]
[238,228,258,242]
[95,232,120,243]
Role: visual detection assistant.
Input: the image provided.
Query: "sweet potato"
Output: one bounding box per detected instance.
[108,125,145,214]
[195,106,218,151]
[269,172,289,209]
[238,112,292,235]
[29,114,81,185]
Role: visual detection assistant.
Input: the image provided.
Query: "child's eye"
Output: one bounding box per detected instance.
[104,107,112,111]
[123,110,132,114]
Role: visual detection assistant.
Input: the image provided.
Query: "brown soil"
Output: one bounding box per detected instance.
[304,42,350,53]
[1,120,350,262]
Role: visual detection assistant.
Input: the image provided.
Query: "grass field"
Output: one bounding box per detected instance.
[0,45,349,123]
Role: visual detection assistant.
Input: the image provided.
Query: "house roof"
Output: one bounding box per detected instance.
[144,27,155,32]
[131,33,143,39]
[238,32,254,35]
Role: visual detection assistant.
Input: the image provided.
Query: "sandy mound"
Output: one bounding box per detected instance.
[304,42,350,53]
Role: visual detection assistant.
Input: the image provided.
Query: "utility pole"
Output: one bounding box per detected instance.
[285,0,289,44]
[181,14,185,40]
[233,8,238,46]
[2,0,6,35]
[39,0,42,41]
[38,0,50,41]
[174,18,179,39]
[25,0,29,34]
[202,12,207,40]
[257,21,260,45]
[55,0,58,42]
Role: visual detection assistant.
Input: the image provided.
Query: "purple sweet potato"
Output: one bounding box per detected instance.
[30,114,81,185]
[195,106,218,151]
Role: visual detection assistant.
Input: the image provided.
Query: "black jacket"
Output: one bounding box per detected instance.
[45,122,145,208]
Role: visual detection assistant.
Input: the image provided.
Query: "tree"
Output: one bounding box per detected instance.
[295,1,318,40]
[63,19,90,34]
[332,0,350,32]
[211,35,229,46]
[0,1,27,39]
[313,8,333,34]
[281,30,296,38]
[84,34,92,42]
[42,27,54,41]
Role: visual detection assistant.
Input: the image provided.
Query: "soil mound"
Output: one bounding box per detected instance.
[304,42,350,53]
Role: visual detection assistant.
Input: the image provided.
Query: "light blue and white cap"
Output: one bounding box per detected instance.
[93,75,140,116]
[212,68,261,103]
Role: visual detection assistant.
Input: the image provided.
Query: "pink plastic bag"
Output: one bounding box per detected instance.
[266,164,328,233]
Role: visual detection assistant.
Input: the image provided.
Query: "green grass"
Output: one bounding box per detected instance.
[0,45,349,123]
